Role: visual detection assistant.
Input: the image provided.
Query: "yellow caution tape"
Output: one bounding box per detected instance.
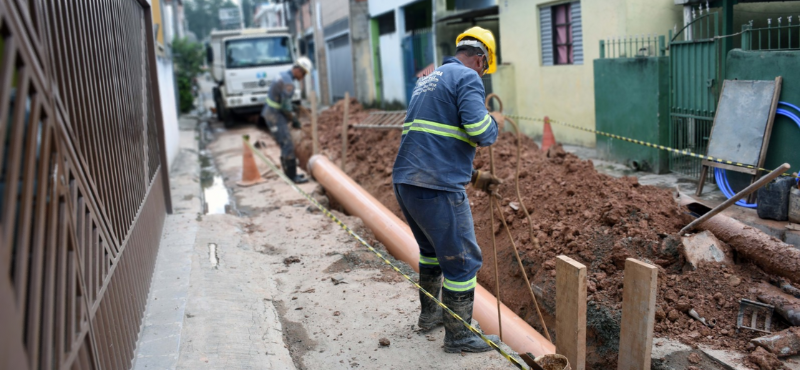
[506,114,797,177]
[245,138,528,370]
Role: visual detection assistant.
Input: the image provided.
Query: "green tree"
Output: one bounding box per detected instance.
[172,37,205,113]
[184,0,237,41]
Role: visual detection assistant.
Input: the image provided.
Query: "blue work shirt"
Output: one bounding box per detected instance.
[392,57,499,192]
[265,70,295,112]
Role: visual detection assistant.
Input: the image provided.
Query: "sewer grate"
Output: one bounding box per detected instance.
[737,299,773,333]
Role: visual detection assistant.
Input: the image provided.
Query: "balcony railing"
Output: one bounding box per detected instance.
[741,18,800,51]
[599,35,666,59]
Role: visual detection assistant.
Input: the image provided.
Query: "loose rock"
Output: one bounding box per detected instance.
[283,256,301,266]
[747,347,785,370]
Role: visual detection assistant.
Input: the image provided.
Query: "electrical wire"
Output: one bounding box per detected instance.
[716,101,800,208]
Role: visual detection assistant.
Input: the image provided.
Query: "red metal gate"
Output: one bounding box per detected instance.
[0,0,170,369]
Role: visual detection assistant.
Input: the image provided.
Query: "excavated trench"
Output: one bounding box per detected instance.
[295,99,795,368]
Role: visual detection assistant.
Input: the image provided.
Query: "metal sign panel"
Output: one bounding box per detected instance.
[706,80,778,166]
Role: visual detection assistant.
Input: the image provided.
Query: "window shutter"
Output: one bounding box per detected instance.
[540,6,553,66]
[571,1,583,65]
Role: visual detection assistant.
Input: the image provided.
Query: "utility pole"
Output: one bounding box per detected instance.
[238,0,245,29]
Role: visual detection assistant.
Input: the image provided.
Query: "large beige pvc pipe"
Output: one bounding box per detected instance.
[309,155,556,358]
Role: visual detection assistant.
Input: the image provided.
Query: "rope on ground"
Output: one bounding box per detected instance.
[245,137,529,370]
[505,114,798,178]
[485,94,552,343]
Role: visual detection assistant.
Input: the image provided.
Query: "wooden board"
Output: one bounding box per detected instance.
[617,258,658,370]
[556,256,587,370]
[341,91,349,171]
[310,90,319,155]
[702,160,758,176]
[755,77,783,177]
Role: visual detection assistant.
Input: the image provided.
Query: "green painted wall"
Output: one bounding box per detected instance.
[594,57,671,173]
[726,49,800,172]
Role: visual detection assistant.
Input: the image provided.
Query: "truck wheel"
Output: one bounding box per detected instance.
[213,87,223,121]
[215,101,224,121]
[222,109,235,128]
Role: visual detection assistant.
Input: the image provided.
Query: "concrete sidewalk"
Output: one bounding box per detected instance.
[133,116,296,370]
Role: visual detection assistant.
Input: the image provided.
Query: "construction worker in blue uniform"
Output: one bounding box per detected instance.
[392,27,505,353]
[260,56,313,184]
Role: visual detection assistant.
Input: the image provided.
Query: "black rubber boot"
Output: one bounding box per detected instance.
[442,289,501,353]
[282,157,308,184]
[418,265,444,331]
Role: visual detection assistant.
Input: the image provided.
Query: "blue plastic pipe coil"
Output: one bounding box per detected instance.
[715,101,800,208]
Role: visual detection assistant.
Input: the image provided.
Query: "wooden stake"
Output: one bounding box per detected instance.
[310,90,319,155]
[617,258,658,370]
[556,256,587,370]
[341,91,349,171]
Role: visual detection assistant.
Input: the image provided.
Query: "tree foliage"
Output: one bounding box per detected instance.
[172,37,205,113]
[184,0,238,41]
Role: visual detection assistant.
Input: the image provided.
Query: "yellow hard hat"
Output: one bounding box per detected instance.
[455,26,497,74]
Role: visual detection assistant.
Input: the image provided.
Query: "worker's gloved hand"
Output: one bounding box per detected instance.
[490,112,505,132]
[291,115,301,129]
[471,170,502,198]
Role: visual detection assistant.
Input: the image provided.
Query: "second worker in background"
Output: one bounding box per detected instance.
[260,56,313,184]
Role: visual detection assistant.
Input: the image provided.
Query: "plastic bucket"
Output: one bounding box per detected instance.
[534,354,572,370]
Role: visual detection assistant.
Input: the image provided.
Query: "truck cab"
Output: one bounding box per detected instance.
[208,28,299,126]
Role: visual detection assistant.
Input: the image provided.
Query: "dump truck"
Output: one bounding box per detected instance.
[207,27,299,126]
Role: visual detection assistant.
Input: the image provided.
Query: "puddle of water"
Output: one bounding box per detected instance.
[197,125,236,215]
[203,175,231,214]
[208,243,219,267]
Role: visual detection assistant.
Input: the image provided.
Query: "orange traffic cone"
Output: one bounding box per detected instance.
[236,135,267,187]
[541,116,556,152]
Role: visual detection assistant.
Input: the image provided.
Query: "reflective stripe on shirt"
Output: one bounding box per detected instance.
[463,114,492,137]
[265,96,282,109]
[402,119,477,148]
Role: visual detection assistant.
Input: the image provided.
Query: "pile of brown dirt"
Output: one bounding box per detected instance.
[295,101,792,368]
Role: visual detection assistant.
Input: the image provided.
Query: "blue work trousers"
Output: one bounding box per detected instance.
[262,107,295,160]
[394,183,482,292]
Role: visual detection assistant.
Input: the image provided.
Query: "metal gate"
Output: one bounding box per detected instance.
[0,0,169,369]
[326,34,355,102]
[668,11,722,179]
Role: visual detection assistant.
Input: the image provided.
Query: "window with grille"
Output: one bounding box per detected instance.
[376,11,396,35]
[540,1,583,66]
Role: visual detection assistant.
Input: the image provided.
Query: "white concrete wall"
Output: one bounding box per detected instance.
[368,2,410,105]
[379,32,406,104]
[320,0,349,27]
[157,57,180,170]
